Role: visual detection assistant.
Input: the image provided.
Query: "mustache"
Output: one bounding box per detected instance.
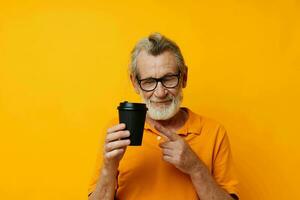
[148,96,173,103]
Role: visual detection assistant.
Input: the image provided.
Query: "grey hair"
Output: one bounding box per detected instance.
[129,33,187,77]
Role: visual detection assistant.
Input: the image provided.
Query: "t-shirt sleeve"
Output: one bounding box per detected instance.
[87,118,119,197]
[212,126,240,199]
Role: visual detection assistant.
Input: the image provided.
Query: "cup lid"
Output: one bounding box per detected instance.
[118,101,148,111]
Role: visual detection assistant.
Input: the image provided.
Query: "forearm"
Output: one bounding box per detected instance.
[190,160,233,200]
[88,167,118,200]
[89,123,130,200]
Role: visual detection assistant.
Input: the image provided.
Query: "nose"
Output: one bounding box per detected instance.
[154,82,168,98]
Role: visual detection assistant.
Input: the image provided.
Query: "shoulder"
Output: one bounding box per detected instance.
[184,107,228,139]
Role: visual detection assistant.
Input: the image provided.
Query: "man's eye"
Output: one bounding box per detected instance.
[163,76,175,81]
[143,79,155,84]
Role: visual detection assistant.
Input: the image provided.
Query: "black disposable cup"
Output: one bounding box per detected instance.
[117,101,148,146]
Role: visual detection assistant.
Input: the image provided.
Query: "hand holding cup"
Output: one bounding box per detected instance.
[103,123,131,170]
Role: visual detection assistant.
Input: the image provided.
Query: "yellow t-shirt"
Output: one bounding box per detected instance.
[88,108,239,199]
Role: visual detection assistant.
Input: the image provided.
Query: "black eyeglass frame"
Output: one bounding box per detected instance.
[136,72,181,92]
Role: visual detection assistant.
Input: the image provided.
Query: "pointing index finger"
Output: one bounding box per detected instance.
[154,124,179,141]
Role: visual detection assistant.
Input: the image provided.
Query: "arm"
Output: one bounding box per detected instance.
[189,159,234,200]
[89,123,131,200]
[88,166,118,200]
[155,124,235,200]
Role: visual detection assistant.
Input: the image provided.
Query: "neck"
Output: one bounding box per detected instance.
[146,108,188,132]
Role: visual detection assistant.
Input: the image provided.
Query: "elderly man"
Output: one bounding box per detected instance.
[88,33,239,200]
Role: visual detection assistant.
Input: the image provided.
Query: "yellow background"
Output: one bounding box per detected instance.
[0,0,299,199]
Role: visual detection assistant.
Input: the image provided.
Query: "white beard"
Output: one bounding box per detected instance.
[141,90,183,120]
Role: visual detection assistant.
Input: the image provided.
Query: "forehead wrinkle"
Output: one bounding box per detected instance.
[136,51,178,79]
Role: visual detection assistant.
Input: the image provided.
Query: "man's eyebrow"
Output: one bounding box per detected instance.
[137,75,154,80]
[164,72,178,76]
[138,72,178,80]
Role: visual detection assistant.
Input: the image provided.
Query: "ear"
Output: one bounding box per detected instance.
[130,74,140,94]
[182,67,188,88]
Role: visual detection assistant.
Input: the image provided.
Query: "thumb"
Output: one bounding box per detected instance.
[154,124,179,141]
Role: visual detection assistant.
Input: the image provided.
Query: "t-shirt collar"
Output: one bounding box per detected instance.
[144,107,202,136]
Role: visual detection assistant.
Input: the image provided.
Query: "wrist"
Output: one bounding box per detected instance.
[102,162,118,176]
[189,159,207,178]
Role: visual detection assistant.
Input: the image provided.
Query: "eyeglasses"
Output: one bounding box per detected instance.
[136,72,181,92]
